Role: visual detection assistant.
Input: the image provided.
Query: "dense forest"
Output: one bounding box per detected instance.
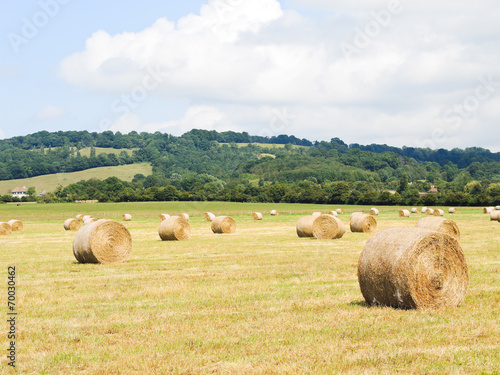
[1,129,499,206]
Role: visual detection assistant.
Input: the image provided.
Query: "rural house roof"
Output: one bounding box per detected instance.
[12,186,28,193]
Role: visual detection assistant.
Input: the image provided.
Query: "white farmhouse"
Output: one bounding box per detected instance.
[11,186,28,198]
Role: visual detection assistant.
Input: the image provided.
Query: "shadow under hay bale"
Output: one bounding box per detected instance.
[358,228,469,310]
[159,216,191,241]
[350,213,377,233]
[211,216,236,234]
[415,217,460,241]
[73,220,132,264]
[64,218,81,231]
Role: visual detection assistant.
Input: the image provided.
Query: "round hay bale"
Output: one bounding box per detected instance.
[252,212,263,220]
[358,228,469,309]
[296,216,315,238]
[76,214,84,221]
[211,216,236,234]
[122,214,132,221]
[270,210,278,216]
[0,222,12,236]
[82,215,93,222]
[483,207,494,214]
[159,213,170,222]
[73,220,132,264]
[425,208,435,215]
[411,208,418,214]
[415,217,460,241]
[350,213,377,233]
[312,214,346,240]
[203,212,216,222]
[495,205,500,211]
[312,212,322,218]
[179,213,190,221]
[421,207,428,214]
[158,216,191,241]
[433,209,445,217]
[328,211,338,217]
[8,220,23,232]
[370,208,379,216]
[64,218,81,231]
[448,208,457,214]
[336,209,344,214]
[490,210,500,221]
[399,210,410,218]
[84,217,97,225]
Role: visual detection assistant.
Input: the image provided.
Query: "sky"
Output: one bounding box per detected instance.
[1,0,499,151]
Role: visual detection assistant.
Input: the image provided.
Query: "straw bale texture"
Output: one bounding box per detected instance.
[490,210,500,221]
[328,211,338,217]
[421,207,428,214]
[496,206,500,210]
[370,208,379,216]
[399,210,410,218]
[159,214,170,222]
[158,216,191,241]
[0,222,12,235]
[122,214,132,221]
[336,209,344,214]
[76,214,84,221]
[84,217,97,225]
[425,208,435,215]
[296,216,316,238]
[82,215,93,222]
[203,212,216,221]
[358,228,469,309]
[211,216,236,234]
[483,207,494,214]
[433,209,445,217]
[8,220,23,231]
[312,214,346,240]
[73,220,132,264]
[312,212,322,218]
[179,213,190,221]
[270,210,278,216]
[415,217,460,241]
[64,218,81,231]
[411,208,418,214]
[448,208,457,214]
[252,212,263,220]
[350,213,377,233]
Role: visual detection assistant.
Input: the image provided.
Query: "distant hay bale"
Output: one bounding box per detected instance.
[358,228,469,309]
[399,210,410,218]
[64,218,81,231]
[421,207,428,214]
[159,214,170,222]
[495,206,500,211]
[350,213,377,233]
[8,220,23,231]
[82,215,93,222]
[425,208,435,215]
[252,212,263,220]
[84,217,97,225]
[312,214,346,240]
[0,222,12,236]
[328,211,338,217]
[211,216,236,234]
[76,214,84,222]
[336,209,344,214]
[490,211,500,221]
[270,210,278,216]
[203,212,216,222]
[73,220,132,264]
[448,208,457,214]
[433,209,445,217]
[179,213,190,221]
[415,217,460,241]
[122,214,132,221]
[411,208,418,214]
[370,208,379,216]
[312,212,322,218]
[296,216,316,238]
[158,216,191,241]
[483,207,494,214]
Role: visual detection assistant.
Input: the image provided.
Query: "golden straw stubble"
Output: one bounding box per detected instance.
[158,216,191,241]
[73,220,132,264]
[358,228,469,309]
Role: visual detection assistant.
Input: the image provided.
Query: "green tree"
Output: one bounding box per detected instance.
[397,173,409,194]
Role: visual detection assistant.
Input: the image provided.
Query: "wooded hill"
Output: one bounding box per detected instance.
[1,129,499,206]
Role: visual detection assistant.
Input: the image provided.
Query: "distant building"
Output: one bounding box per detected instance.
[429,185,438,194]
[11,186,28,198]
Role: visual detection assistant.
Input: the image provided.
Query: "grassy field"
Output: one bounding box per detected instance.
[0,202,499,374]
[0,163,152,195]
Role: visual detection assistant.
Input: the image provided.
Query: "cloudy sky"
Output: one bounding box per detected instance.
[1,0,499,151]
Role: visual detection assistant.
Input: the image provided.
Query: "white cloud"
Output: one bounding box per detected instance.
[33,106,66,121]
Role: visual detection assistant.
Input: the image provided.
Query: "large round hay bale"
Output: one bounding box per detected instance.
[336,209,344,214]
[270,210,278,216]
[425,208,435,215]
[122,214,132,221]
[296,216,315,238]
[76,214,84,222]
[421,207,428,214]
[203,212,216,222]
[0,222,12,236]
[328,211,338,217]
[411,208,418,214]
[312,212,322,218]
[399,210,410,218]
[252,212,263,220]
[312,214,346,240]
[73,220,132,264]
[415,217,460,240]
[448,208,457,214]
[158,216,191,241]
[159,213,170,222]
[490,210,500,221]
[495,206,500,210]
[211,216,236,234]
[370,208,379,216]
[358,228,469,309]
[8,220,23,232]
[179,213,189,221]
[433,209,445,217]
[350,213,377,233]
[64,218,81,231]
[84,217,97,225]
[483,207,494,214]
